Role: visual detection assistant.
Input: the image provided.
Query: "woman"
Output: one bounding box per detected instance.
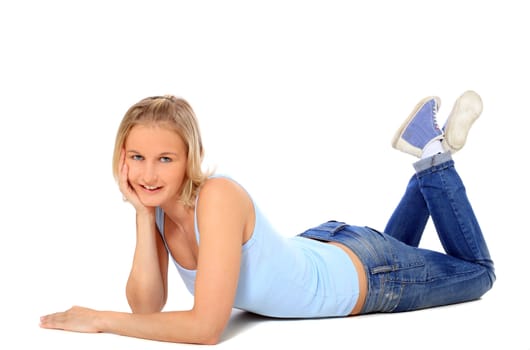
[40,91,495,345]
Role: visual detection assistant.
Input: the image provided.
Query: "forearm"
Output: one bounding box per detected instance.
[126,212,166,312]
[98,310,221,345]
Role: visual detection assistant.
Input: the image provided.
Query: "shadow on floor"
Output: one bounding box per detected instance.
[221,310,271,342]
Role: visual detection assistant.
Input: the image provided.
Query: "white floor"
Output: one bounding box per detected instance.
[6,287,526,349]
[1,1,529,349]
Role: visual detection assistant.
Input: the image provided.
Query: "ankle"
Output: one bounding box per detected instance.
[421,138,444,159]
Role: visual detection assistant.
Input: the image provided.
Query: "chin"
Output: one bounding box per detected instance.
[140,196,178,208]
[138,197,163,208]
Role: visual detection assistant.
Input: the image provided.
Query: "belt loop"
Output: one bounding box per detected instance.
[331,223,348,235]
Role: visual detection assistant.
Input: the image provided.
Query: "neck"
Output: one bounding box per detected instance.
[162,200,194,227]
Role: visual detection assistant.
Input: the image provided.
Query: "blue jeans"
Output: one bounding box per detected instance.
[299,152,495,313]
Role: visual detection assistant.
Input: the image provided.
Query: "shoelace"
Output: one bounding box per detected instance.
[432,100,441,131]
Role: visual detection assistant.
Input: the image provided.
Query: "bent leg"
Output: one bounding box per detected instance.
[414,152,495,276]
[384,174,429,247]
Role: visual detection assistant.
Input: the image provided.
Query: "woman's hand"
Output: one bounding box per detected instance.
[40,306,101,333]
[119,150,151,215]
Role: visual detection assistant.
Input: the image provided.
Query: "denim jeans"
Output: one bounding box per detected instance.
[299,152,495,313]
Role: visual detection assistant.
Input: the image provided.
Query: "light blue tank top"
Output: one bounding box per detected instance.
[155,177,359,318]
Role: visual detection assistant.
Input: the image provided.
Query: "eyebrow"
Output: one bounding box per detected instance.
[126,150,180,157]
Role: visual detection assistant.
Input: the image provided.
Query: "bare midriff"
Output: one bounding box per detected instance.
[327,241,368,315]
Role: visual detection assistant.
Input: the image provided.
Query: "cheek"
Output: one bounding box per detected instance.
[126,162,141,180]
[163,165,187,184]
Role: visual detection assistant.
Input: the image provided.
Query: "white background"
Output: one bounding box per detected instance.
[1,0,528,349]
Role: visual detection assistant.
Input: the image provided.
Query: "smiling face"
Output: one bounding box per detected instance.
[124,123,188,208]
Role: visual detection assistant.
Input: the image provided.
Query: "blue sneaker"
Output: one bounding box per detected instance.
[392,96,443,157]
[442,90,482,153]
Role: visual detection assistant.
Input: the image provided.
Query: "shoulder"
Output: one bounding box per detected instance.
[195,177,254,242]
[197,177,252,212]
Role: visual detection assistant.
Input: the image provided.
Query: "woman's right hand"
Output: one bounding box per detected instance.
[120,149,168,312]
[119,150,152,215]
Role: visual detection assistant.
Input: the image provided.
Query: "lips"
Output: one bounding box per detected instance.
[141,184,162,192]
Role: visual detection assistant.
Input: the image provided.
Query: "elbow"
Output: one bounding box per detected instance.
[129,304,164,314]
[197,335,221,346]
[126,283,167,314]
[192,325,223,345]
[128,295,165,313]
[126,292,166,314]
[188,314,226,345]
[164,323,221,345]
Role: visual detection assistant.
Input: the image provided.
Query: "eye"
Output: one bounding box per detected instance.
[160,156,172,163]
[131,154,144,161]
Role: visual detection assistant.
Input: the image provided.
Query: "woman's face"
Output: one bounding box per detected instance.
[124,124,188,208]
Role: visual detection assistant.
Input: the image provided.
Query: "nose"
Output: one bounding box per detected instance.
[142,161,158,184]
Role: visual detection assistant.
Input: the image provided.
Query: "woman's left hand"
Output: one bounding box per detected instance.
[40,306,101,333]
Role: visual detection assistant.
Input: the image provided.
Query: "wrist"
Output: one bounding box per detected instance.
[95,310,121,333]
[135,209,158,236]
[94,310,107,332]
[135,207,156,219]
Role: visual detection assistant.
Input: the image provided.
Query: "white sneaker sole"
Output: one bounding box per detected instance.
[443,90,483,153]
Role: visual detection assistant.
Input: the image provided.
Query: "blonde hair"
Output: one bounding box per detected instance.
[112,95,210,208]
